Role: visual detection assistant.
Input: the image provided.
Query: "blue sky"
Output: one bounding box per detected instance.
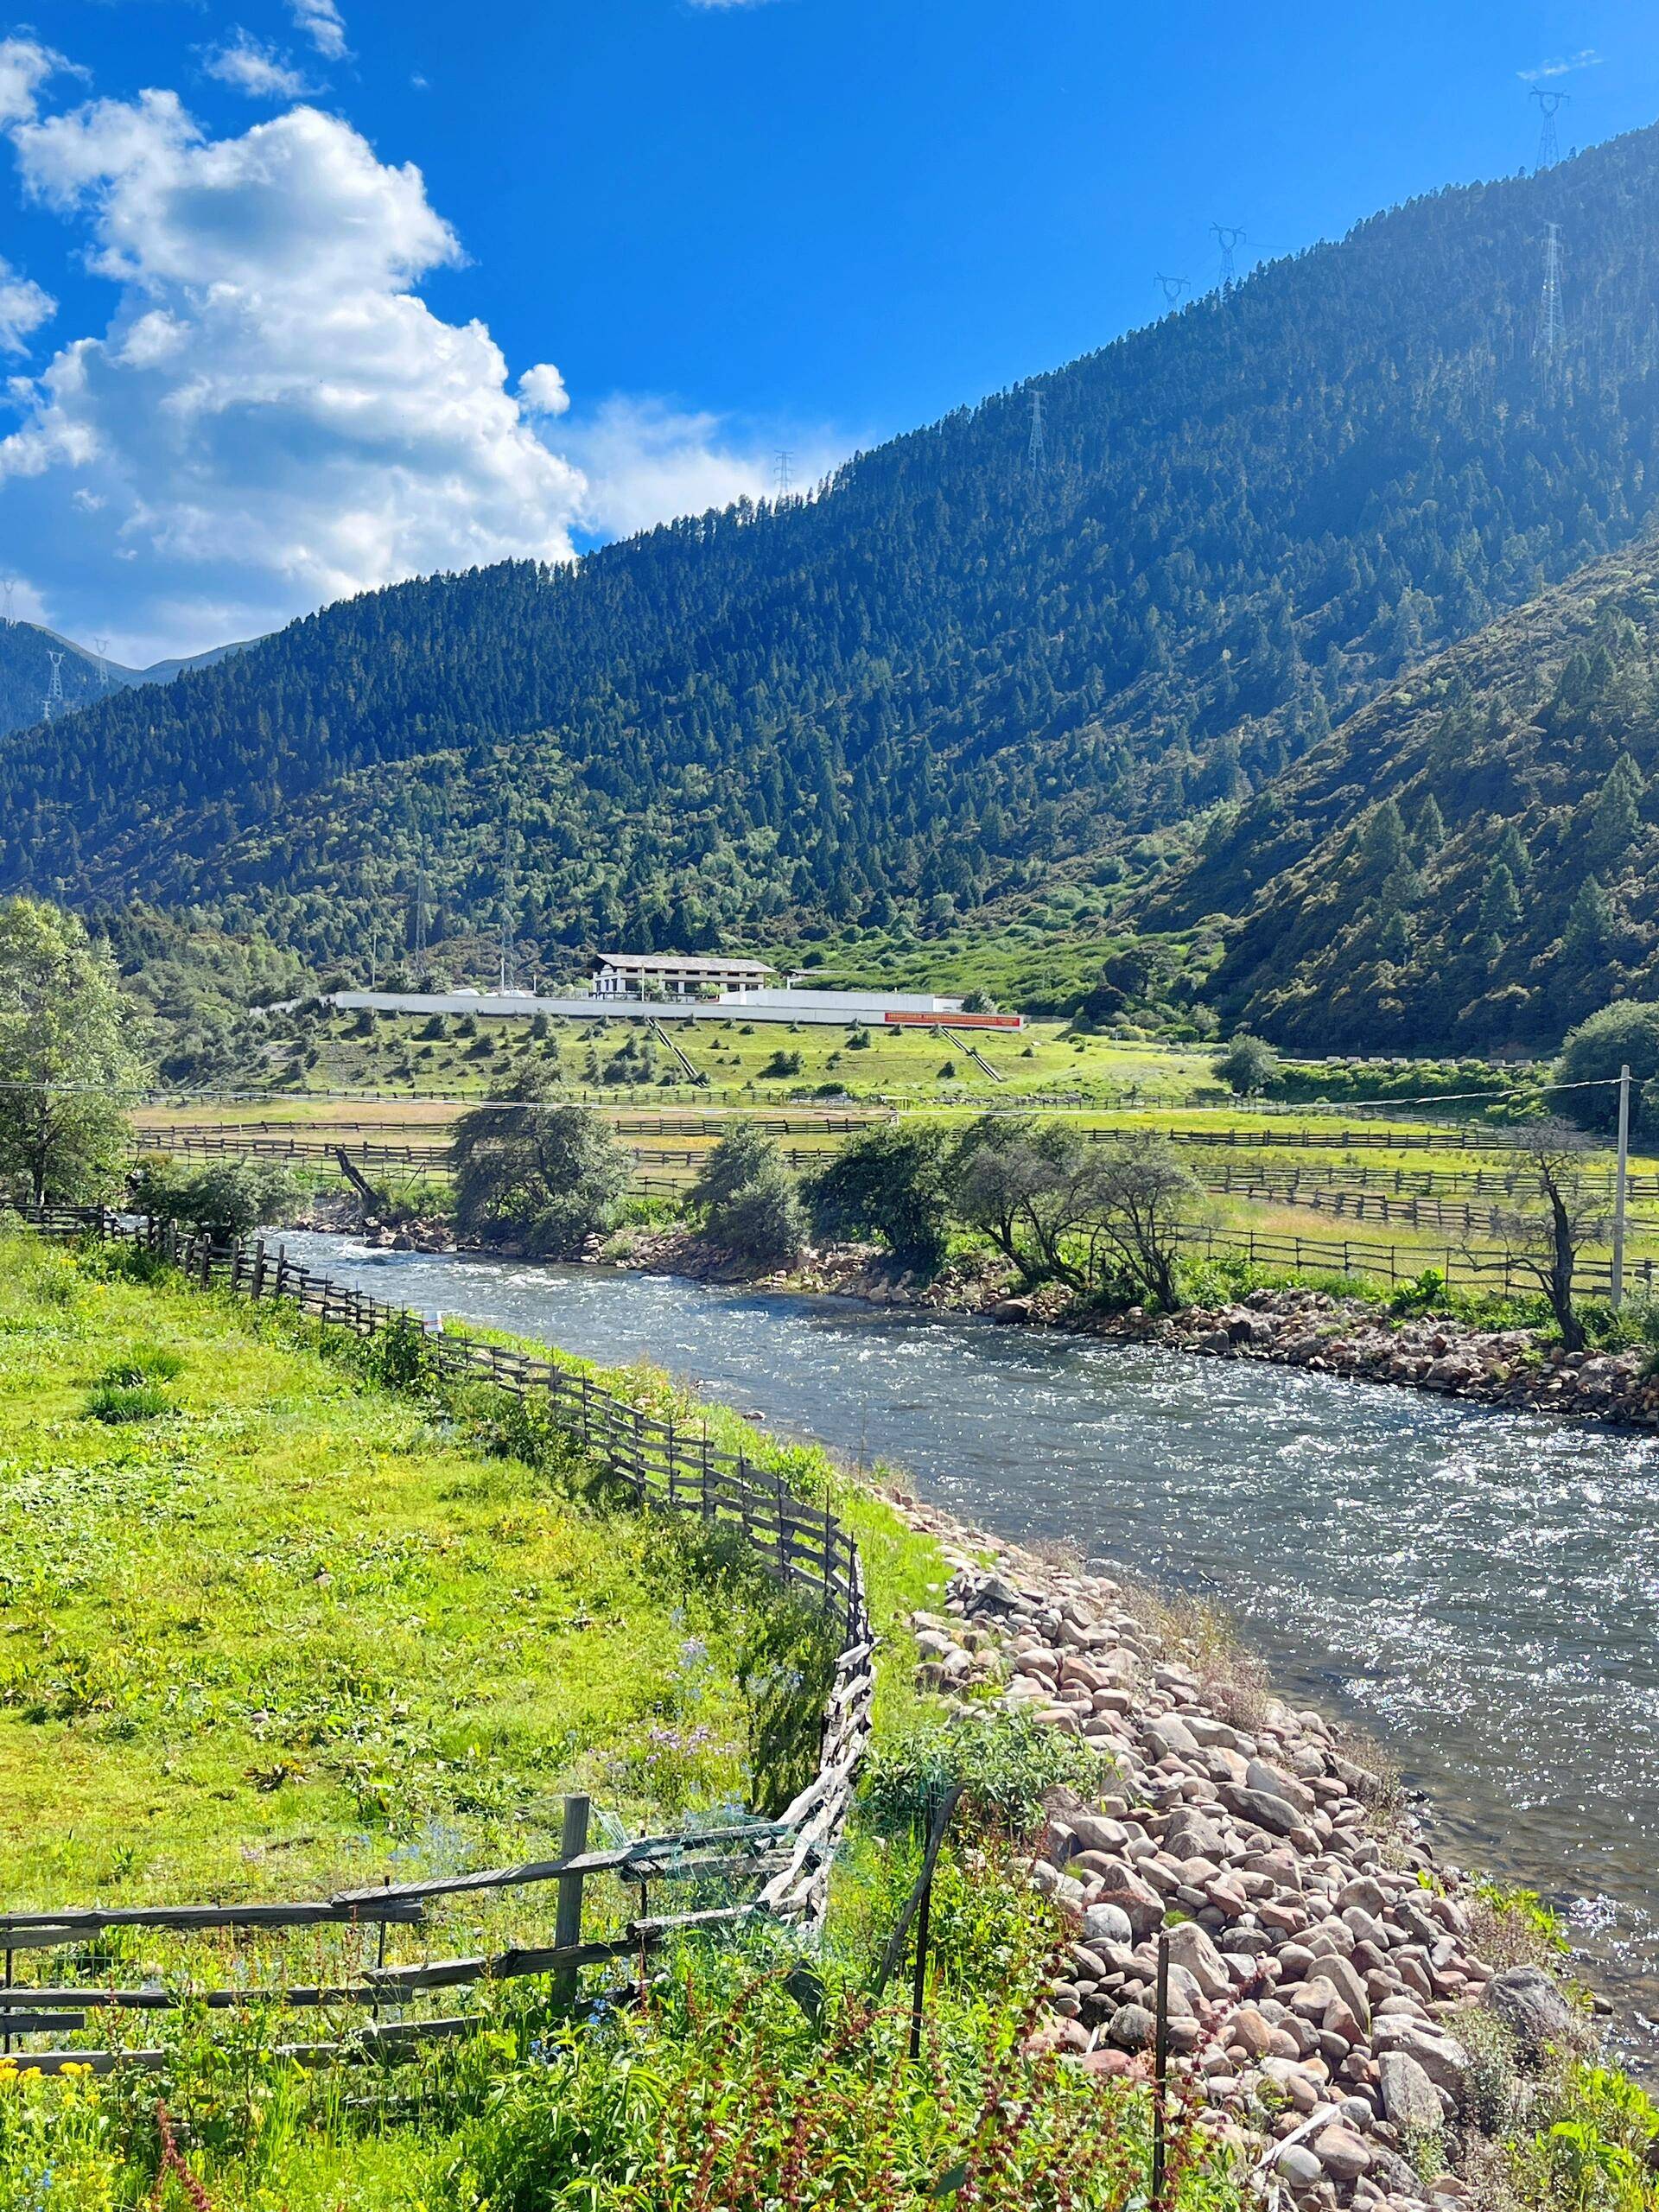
[2,0,1656,661]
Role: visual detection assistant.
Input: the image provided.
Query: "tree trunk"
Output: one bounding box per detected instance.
[1549,1191,1584,1351]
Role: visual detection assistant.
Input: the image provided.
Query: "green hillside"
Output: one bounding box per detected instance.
[1161,534,1659,1052]
[0,620,251,741]
[4,128,1659,975]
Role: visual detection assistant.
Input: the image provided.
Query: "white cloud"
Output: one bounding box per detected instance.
[564,396,785,538]
[518,361,570,416]
[1519,49,1601,81]
[0,80,819,660]
[289,0,350,61]
[203,31,314,102]
[0,34,62,126]
[0,257,53,353]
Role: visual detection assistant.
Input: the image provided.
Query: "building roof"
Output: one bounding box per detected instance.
[594,951,776,975]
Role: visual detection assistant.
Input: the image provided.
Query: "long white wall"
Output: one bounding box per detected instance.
[326,988,990,1028]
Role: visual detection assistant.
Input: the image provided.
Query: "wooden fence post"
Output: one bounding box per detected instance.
[552,1793,592,2012]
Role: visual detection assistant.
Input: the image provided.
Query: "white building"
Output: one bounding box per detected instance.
[592,951,777,999]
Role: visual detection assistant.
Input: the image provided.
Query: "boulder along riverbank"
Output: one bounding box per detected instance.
[883,1488,1626,2211]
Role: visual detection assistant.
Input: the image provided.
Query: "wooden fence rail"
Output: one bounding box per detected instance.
[0,1204,877,2073]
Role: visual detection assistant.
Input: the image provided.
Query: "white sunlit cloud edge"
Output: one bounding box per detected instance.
[0,35,842,664]
[1518,49,1602,82]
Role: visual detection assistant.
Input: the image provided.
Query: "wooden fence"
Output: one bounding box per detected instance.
[0,1205,876,2073]
[1179,1219,1657,1298]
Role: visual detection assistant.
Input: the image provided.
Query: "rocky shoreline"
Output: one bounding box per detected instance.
[623,1227,1659,1432]
[307,1207,1659,1430]
[885,1492,1615,2212]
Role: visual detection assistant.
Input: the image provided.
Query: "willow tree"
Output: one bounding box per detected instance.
[0,896,135,1205]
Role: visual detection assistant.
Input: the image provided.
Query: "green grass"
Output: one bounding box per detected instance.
[0,1230,789,1909]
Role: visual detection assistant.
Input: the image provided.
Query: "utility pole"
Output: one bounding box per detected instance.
[1611,1062,1631,1311]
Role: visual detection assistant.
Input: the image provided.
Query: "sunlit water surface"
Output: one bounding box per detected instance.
[283,1233,1659,2063]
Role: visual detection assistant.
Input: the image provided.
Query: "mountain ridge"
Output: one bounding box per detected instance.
[4,124,1659,1021]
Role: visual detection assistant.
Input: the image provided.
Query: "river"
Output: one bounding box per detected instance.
[280,1232,1659,2060]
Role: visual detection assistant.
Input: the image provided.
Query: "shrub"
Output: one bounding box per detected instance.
[1211,1033,1280,1096]
[690,1125,805,1271]
[450,1073,630,1256]
[802,1124,951,1273]
[1557,1001,1659,1135]
[129,1157,302,1236]
[761,1048,804,1077]
[863,1707,1116,1839]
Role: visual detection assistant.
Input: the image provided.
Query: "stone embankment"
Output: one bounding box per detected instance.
[1071,1287,1659,1428]
[893,1498,1595,2212]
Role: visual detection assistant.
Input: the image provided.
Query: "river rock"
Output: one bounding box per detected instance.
[1108,2002,1156,2051]
[1377,2051,1444,2133]
[1222,1783,1305,1838]
[1482,1965,1574,2057]
[1274,2143,1325,2190]
[1316,2124,1374,2182]
[1083,1901,1135,1948]
[1166,1921,1232,2000]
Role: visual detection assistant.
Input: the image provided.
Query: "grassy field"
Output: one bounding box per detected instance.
[0,1229,948,1914]
[238,1001,1214,1105]
[0,1227,1261,2212]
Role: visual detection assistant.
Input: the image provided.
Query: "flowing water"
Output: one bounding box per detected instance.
[282,1233,1659,2062]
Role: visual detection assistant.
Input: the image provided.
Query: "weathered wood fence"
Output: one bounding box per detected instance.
[0,1205,876,2074]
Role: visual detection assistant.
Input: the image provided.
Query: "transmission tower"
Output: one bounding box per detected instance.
[1211,224,1246,289]
[1154,273,1189,310]
[1532,86,1568,171]
[1027,387,1047,474]
[2,580,14,626]
[773,449,793,502]
[1538,221,1566,359]
[41,651,63,724]
[92,635,111,688]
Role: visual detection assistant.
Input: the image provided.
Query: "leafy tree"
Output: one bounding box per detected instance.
[1557,1001,1659,1134]
[129,1157,301,1236]
[1485,1122,1606,1351]
[690,1125,804,1271]
[0,895,134,1204]
[803,1124,950,1273]
[449,1071,629,1255]
[950,1122,1198,1307]
[1211,1033,1280,1096]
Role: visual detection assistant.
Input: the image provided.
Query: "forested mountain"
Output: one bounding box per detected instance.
[1149,535,1659,1052]
[5,126,1659,980]
[0,622,248,741]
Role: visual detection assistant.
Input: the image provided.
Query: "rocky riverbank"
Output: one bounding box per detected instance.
[296,1202,1659,1430]
[621,1226,1659,1431]
[886,1494,1615,2212]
